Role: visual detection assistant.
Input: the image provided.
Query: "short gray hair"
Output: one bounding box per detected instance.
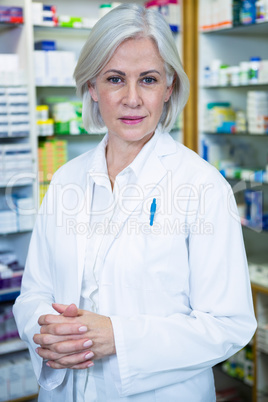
[73,3,190,133]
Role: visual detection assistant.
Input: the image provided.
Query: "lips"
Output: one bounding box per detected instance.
[119,116,146,125]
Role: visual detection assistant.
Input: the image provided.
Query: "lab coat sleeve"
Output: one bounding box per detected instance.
[109,179,257,397]
[13,177,67,391]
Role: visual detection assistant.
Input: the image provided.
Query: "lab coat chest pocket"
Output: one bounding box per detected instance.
[115,210,189,293]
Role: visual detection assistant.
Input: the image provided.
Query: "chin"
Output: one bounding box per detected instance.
[109,124,155,142]
[120,129,154,142]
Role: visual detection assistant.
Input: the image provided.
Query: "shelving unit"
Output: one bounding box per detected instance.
[213,362,253,402]
[0,338,27,355]
[0,3,35,271]
[202,21,268,36]
[0,22,23,32]
[198,6,268,400]
[0,288,21,303]
[7,396,38,402]
[203,83,268,89]
[0,3,42,401]
[204,132,268,137]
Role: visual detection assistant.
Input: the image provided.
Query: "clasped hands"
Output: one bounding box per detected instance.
[33,303,116,370]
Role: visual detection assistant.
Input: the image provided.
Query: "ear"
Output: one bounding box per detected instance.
[87,81,98,102]
[164,74,176,102]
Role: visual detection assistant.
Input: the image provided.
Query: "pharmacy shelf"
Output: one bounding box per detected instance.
[258,346,268,356]
[242,223,268,234]
[202,132,268,137]
[36,84,76,88]
[223,175,268,186]
[0,288,20,302]
[8,395,38,402]
[0,338,27,355]
[38,129,179,140]
[0,22,23,31]
[0,229,32,237]
[213,365,253,402]
[0,135,29,139]
[202,82,268,89]
[34,24,92,34]
[38,133,105,139]
[251,282,268,295]
[0,180,33,188]
[219,363,253,388]
[256,392,268,401]
[201,21,268,36]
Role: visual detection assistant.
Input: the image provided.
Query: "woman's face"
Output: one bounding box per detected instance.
[89,37,174,145]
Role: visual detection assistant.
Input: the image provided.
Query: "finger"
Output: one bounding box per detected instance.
[36,346,92,362]
[37,348,93,362]
[46,360,94,370]
[37,347,73,361]
[52,303,68,314]
[63,304,79,317]
[38,314,82,326]
[71,361,94,370]
[33,332,87,346]
[45,350,95,368]
[52,303,84,317]
[36,339,93,357]
[39,323,88,336]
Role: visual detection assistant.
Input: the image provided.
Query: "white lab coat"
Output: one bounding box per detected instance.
[13,129,257,402]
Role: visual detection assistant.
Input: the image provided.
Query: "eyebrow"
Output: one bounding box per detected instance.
[103,69,161,76]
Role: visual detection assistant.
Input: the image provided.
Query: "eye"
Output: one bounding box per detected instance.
[142,76,157,84]
[107,76,122,84]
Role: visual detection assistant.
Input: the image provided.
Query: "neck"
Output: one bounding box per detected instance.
[106,131,154,187]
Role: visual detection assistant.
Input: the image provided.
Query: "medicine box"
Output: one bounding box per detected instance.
[34,40,56,51]
[0,7,23,24]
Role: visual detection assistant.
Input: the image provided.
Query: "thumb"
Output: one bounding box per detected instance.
[62,303,79,317]
[52,303,79,317]
[52,303,67,314]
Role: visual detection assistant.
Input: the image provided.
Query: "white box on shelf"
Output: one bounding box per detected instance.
[34,51,47,86]
[46,51,62,86]
[259,60,268,83]
[32,2,43,26]
[82,17,98,28]
[0,55,19,72]
[60,51,76,86]
[0,211,17,233]
[17,198,35,231]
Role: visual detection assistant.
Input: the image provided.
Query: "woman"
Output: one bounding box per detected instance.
[13,4,256,401]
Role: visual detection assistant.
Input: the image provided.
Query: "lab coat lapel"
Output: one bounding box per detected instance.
[75,173,94,299]
[115,131,177,226]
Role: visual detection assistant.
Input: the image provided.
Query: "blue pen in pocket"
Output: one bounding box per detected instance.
[150,198,157,226]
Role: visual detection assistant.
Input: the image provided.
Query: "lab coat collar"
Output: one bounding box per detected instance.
[87,134,110,189]
[127,126,161,178]
[86,125,177,176]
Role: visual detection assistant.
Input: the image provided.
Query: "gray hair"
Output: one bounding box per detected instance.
[73,3,190,133]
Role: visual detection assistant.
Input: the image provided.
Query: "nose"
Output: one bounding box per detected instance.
[123,82,142,108]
